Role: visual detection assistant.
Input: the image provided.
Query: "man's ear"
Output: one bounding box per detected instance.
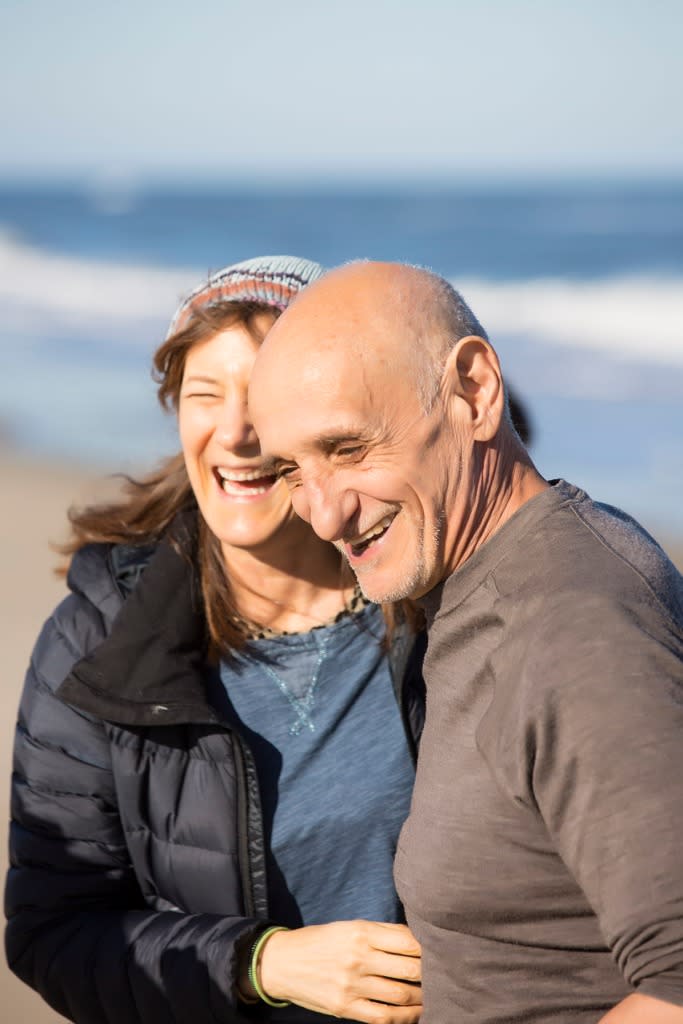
[441,336,505,442]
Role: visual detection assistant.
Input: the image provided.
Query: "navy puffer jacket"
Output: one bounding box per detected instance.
[4,534,425,1024]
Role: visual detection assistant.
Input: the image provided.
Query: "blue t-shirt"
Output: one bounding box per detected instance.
[220,602,415,930]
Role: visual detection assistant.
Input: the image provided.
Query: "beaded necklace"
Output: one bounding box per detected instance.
[231,583,368,641]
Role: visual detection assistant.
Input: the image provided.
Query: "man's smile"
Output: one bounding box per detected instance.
[344,511,398,561]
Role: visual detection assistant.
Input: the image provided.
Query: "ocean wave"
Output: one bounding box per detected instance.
[457,276,683,367]
[0,231,681,365]
[0,231,198,341]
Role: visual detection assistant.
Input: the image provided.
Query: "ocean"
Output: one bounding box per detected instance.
[1,181,681,539]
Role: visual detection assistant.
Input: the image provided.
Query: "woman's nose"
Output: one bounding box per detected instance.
[214,393,259,451]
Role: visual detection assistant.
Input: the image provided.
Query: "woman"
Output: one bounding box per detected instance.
[5,256,425,1024]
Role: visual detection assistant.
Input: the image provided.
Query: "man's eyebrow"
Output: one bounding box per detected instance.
[313,431,368,454]
[269,431,370,464]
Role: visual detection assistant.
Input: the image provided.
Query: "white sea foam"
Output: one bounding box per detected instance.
[0,231,681,366]
[457,276,683,367]
[0,230,198,342]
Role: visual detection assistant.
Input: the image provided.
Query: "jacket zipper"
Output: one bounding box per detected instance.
[231,731,269,919]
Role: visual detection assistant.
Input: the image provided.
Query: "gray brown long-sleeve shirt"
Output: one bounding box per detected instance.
[394,480,683,1023]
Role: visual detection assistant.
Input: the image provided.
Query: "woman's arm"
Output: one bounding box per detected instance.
[598,994,683,1022]
[5,601,264,1024]
[241,920,422,1023]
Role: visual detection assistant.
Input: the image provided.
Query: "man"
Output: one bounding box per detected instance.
[249,261,683,1023]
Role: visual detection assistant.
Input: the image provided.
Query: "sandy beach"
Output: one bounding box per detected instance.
[1,448,681,1023]
[0,451,125,1023]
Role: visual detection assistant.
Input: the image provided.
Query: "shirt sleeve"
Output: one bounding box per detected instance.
[502,584,683,1005]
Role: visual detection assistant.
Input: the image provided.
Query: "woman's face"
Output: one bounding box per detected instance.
[178,315,298,556]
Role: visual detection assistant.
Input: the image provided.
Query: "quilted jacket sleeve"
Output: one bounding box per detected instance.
[4,589,264,1024]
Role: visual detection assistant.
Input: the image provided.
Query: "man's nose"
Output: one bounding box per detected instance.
[292,474,358,543]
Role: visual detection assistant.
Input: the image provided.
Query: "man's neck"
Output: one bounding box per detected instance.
[444,440,548,576]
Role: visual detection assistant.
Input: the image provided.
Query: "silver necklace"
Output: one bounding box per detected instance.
[254,631,332,736]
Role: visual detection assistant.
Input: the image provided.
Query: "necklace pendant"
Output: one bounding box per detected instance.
[259,633,331,735]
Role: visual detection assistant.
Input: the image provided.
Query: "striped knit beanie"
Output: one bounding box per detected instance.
[167,255,325,337]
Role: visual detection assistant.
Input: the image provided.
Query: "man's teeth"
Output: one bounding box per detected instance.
[355,514,395,546]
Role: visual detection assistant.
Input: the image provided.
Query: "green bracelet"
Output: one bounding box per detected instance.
[248,926,291,1008]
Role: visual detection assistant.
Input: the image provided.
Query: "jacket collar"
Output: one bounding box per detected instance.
[57,530,220,727]
[58,518,422,731]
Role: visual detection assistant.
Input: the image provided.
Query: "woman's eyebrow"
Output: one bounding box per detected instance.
[182,374,220,384]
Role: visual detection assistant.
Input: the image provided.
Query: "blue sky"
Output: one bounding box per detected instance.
[2,0,682,183]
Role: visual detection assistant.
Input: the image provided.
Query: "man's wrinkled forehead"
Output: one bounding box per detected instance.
[252,342,376,459]
[253,316,379,410]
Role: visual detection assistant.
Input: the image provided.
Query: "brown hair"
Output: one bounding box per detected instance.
[61,301,280,656]
[60,301,423,654]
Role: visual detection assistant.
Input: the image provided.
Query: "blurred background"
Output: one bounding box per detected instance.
[1,1,681,1020]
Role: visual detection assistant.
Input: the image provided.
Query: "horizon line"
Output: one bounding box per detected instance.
[0,169,682,193]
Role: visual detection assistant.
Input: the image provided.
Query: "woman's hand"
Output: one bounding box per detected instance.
[255,919,422,1023]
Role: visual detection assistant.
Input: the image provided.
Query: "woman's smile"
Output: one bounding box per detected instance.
[214,465,281,500]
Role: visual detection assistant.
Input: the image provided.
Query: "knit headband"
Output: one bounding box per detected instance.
[167,255,325,337]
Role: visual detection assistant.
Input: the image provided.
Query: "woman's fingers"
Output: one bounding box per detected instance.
[366,949,421,984]
[365,921,422,957]
[352,972,422,1006]
[346,1000,423,1024]
[362,921,421,983]
[257,919,422,1021]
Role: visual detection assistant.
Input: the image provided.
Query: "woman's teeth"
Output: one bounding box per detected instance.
[216,468,277,495]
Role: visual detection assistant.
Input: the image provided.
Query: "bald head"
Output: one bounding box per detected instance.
[252,261,488,412]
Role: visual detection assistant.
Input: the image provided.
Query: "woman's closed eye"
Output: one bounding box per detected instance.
[181,374,224,401]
